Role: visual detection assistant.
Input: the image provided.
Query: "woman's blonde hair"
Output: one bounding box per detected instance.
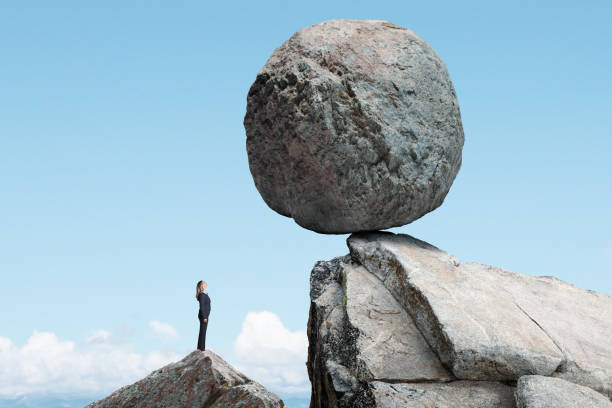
[196,280,207,300]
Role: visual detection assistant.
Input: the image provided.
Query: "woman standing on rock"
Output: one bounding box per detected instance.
[196,280,211,351]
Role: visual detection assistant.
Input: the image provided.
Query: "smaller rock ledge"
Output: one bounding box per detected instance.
[86,350,284,408]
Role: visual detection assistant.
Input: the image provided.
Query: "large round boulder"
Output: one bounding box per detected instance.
[244,19,464,234]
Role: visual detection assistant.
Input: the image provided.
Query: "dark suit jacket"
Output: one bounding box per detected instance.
[198,292,211,320]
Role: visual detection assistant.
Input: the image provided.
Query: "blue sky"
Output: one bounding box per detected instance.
[1,1,610,405]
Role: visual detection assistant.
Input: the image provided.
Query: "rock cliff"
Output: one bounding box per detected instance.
[307,231,612,407]
[86,350,285,408]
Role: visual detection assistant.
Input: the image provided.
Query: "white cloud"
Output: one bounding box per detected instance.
[0,330,181,398]
[234,311,309,396]
[149,320,179,340]
[86,329,112,345]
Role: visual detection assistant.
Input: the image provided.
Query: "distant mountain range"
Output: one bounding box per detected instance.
[0,395,101,408]
[0,394,310,408]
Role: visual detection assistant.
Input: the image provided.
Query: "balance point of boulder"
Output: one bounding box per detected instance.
[244,19,464,234]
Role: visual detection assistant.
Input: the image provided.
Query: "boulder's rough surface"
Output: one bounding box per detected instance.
[86,350,284,408]
[515,375,611,408]
[348,232,612,397]
[308,231,612,406]
[245,19,463,234]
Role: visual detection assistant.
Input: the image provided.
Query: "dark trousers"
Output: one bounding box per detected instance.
[197,319,208,351]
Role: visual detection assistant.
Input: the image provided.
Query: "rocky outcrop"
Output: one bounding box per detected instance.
[86,350,284,408]
[244,19,463,234]
[307,254,514,407]
[348,232,612,396]
[307,257,446,406]
[515,375,611,408]
[308,231,612,407]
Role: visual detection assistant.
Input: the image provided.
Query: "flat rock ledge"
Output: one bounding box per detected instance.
[86,350,284,408]
[308,231,612,407]
[515,375,611,408]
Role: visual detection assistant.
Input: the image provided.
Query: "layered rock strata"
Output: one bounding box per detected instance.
[308,231,612,407]
[86,350,284,408]
[245,19,464,233]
